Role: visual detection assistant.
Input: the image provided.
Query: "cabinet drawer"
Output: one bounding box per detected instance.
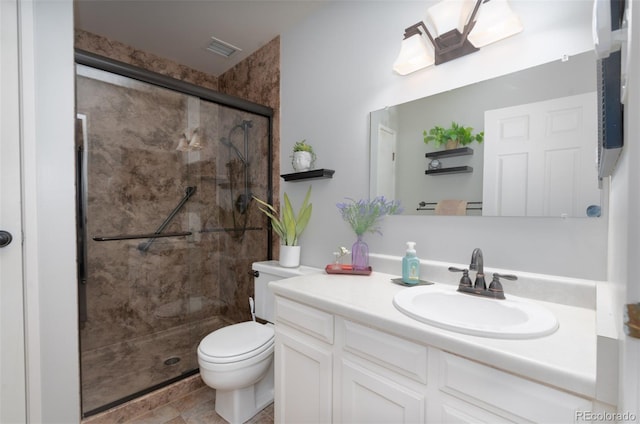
[340,319,428,383]
[439,395,516,423]
[275,296,334,343]
[438,352,592,423]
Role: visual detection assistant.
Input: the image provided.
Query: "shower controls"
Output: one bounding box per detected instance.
[0,230,12,247]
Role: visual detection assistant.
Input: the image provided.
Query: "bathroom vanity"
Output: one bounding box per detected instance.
[269,271,615,423]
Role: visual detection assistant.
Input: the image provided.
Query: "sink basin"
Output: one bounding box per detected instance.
[393,286,558,339]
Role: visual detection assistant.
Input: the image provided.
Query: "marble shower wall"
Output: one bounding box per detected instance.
[75,29,280,213]
[75,31,276,414]
[219,36,282,257]
[75,29,220,91]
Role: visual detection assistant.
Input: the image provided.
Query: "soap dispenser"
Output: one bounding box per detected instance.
[402,242,420,284]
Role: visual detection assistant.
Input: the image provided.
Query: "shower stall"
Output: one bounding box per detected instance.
[74,51,273,417]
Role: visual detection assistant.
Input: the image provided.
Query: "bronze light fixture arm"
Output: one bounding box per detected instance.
[402,0,485,66]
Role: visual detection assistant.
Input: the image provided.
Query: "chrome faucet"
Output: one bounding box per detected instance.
[448,248,518,300]
[469,248,486,290]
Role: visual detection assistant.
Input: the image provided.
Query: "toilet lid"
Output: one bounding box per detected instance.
[198,321,274,362]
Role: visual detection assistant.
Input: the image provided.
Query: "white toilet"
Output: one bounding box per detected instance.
[197,260,321,424]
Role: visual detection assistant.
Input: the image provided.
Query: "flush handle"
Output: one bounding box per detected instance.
[249,270,259,278]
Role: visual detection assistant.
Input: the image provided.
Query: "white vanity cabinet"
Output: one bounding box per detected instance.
[336,319,427,423]
[274,294,597,424]
[273,296,333,423]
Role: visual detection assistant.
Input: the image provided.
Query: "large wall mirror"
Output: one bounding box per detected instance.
[370,51,602,218]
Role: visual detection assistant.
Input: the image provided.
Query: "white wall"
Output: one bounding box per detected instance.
[281,0,607,280]
[608,0,640,415]
[20,0,80,421]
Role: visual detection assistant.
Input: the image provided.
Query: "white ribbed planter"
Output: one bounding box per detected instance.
[279,245,301,268]
[292,151,313,172]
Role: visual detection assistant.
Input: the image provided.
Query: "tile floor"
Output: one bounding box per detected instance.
[124,386,274,424]
[82,374,274,424]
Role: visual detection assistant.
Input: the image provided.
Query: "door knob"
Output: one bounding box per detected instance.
[0,231,13,248]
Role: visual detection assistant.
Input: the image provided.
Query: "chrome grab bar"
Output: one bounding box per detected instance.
[138,186,196,252]
[92,186,197,252]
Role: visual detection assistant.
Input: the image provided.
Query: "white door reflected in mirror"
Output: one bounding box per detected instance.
[483,93,600,217]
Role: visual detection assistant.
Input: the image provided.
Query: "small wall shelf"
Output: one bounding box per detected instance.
[425,147,474,175]
[281,168,335,182]
[425,166,473,175]
[425,147,474,159]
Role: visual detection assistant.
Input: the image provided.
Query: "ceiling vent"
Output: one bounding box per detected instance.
[207,37,242,58]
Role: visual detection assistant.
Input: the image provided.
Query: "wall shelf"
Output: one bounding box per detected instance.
[425,166,473,175]
[281,168,335,181]
[425,147,474,159]
[425,147,473,175]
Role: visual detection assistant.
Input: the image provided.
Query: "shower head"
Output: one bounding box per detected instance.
[229,120,253,137]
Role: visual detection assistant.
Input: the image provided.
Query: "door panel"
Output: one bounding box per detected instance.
[483,93,599,217]
[0,0,27,421]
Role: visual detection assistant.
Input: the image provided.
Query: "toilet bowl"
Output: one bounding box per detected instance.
[198,321,275,423]
[197,261,322,424]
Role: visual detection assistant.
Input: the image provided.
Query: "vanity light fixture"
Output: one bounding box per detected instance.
[393,0,523,75]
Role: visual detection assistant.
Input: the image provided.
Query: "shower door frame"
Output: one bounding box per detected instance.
[74,49,274,416]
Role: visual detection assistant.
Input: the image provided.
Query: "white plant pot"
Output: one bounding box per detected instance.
[279,245,301,268]
[292,151,313,172]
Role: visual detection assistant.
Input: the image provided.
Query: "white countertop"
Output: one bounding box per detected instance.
[269,270,597,399]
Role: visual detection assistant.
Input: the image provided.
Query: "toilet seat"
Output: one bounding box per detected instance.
[198,321,274,364]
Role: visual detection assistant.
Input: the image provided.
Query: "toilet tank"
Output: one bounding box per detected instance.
[252,260,322,322]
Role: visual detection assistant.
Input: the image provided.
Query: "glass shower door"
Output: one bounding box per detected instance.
[76,63,271,416]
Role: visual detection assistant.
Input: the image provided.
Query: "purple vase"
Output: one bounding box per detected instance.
[351,235,369,271]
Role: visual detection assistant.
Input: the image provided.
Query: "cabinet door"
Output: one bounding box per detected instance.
[275,325,332,424]
[340,360,425,423]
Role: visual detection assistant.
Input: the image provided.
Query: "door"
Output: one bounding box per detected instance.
[483,93,599,217]
[374,124,397,199]
[0,0,28,421]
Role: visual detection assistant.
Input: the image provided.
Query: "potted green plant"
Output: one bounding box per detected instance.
[254,186,312,267]
[292,140,316,172]
[423,121,484,150]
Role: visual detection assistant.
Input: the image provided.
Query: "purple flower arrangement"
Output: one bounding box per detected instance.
[336,196,403,236]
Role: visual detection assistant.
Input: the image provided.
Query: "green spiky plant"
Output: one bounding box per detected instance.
[253,186,312,246]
